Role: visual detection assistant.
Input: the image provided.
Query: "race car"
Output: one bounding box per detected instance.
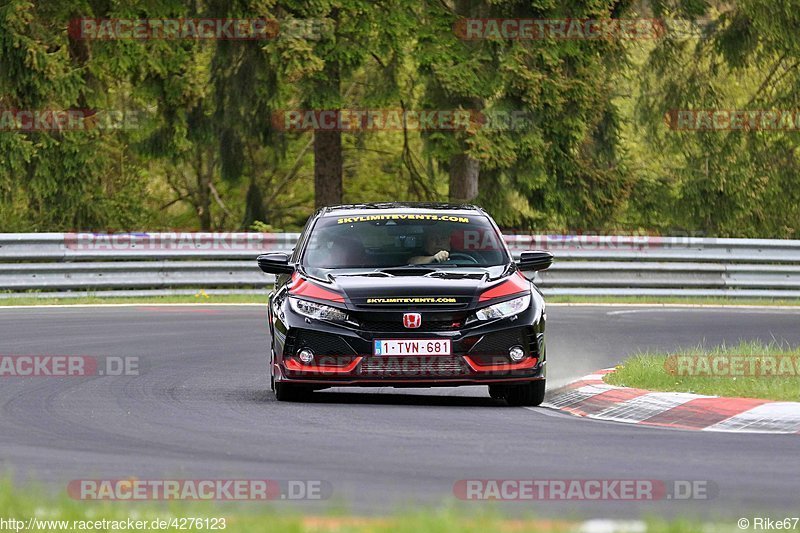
[257,203,552,405]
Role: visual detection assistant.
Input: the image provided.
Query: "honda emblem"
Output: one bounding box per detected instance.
[403,313,422,329]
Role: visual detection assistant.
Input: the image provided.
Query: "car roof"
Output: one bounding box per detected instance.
[318,202,487,218]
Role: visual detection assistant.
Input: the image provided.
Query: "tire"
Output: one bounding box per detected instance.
[488,384,507,400]
[269,344,276,392]
[274,382,311,402]
[503,380,546,407]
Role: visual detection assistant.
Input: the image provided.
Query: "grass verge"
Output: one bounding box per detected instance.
[605,341,800,402]
[0,478,716,533]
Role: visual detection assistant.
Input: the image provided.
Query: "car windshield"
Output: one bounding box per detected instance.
[302,213,509,271]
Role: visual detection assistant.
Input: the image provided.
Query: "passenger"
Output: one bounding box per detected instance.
[329,236,367,267]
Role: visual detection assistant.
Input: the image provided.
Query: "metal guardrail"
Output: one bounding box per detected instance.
[1,233,799,298]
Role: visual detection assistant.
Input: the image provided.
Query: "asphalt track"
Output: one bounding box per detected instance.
[1,304,799,520]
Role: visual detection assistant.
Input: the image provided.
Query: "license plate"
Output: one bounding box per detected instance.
[374,339,451,356]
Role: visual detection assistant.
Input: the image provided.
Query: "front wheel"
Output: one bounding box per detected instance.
[269,344,276,392]
[488,384,506,400]
[500,380,546,407]
[274,382,311,402]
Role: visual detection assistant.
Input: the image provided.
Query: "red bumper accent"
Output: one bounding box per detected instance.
[462,356,539,372]
[285,357,363,374]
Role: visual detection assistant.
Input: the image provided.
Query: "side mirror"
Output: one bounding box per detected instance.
[516,250,553,272]
[257,252,294,274]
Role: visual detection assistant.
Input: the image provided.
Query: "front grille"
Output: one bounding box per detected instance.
[356,311,468,332]
[293,330,356,356]
[359,319,460,332]
[469,329,527,356]
[360,356,468,377]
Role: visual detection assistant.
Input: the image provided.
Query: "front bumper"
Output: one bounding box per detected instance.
[274,321,546,387]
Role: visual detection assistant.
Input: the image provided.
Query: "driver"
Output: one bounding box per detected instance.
[409,227,451,264]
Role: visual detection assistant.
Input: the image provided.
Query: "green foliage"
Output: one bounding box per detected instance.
[0,0,797,235]
[636,0,800,238]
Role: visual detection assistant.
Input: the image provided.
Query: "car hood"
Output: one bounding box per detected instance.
[318,265,513,310]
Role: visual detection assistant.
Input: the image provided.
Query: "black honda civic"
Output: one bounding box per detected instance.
[257,203,553,405]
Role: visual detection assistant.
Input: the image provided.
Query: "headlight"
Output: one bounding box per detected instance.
[289,297,351,323]
[470,294,531,322]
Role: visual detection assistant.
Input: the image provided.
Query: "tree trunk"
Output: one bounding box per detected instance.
[242,180,267,228]
[447,1,483,205]
[196,148,212,231]
[448,153,479,203]
[313,13,342,209]
[314,128,343,208]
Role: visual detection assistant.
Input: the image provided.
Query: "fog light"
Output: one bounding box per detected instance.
[298,349,314,365]
[509,346,525,362]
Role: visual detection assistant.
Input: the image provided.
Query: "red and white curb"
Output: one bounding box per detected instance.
[541,369,800,434]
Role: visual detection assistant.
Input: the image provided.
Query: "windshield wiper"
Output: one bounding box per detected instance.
[330,271,392,278]
[381,264,433,270]
[378,265,437,276]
